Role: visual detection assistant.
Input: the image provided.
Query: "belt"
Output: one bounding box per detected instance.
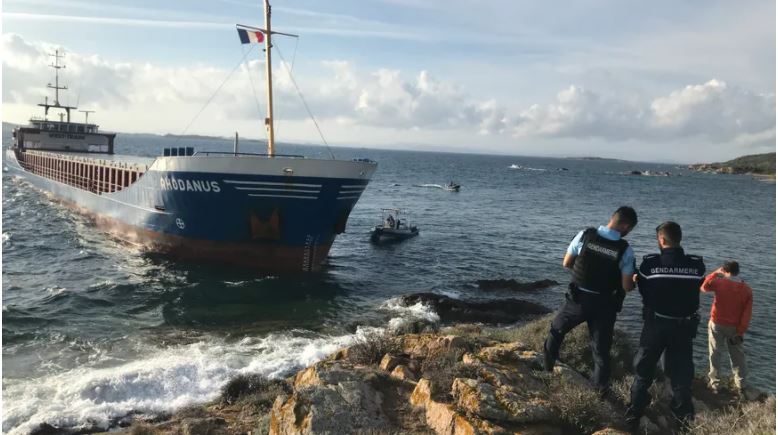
[654,312,698,321]
[578,286,619,296]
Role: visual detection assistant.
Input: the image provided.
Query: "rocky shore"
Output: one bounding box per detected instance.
[79,319,772,435]
[29,284,774,435]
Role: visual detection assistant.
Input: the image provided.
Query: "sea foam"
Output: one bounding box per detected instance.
[381,297,440,331]
[2,329,365,434]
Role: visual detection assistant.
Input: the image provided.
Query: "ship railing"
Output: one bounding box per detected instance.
[18,150,150,195]
[192,151,305,158]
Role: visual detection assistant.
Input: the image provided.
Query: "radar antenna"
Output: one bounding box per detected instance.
[79,110,95,124]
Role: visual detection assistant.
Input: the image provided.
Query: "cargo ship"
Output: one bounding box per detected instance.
[5,2,377,272]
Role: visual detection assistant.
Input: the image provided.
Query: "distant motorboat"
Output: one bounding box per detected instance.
[414,182,460,192]
[508,164,546,172]
[443,181,460,192]
[623,170,673,177]
[370,208,419,244]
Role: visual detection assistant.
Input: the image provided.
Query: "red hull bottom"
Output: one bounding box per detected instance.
[99,217,333,272]
[55,197,334,273]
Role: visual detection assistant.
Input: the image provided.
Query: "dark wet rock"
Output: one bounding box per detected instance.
[29,423,62,435]
[476,278,559,292]
[400,293,550,324]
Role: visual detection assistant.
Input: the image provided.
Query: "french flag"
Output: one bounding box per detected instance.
[237,28,265,44]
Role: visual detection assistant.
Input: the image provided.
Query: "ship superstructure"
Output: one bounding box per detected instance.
[13,50,116,154]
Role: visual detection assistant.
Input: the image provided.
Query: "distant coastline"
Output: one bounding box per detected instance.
[687,152,776,178]
[1,122,771,168]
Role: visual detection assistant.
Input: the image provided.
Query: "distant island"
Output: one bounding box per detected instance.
[688,152,775,176]
[162,133,235,141]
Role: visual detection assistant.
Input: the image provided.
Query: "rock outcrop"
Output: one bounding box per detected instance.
[266,333,636,435]
[105,320,774,435]
[400,293,551,324]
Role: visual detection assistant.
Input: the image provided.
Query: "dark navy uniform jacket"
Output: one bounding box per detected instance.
[637,247,705,318]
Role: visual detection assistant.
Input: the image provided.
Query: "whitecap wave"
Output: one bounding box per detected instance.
[45,286,67,295]
[381,297,440,331]
[2,329,368,435]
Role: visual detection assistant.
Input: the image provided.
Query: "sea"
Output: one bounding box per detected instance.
[2,129,775,434]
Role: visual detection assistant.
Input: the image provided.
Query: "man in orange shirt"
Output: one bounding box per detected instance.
[700,261,753,395]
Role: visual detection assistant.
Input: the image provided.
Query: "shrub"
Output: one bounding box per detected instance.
[546,376,606,434]
[348,330,400,365]
[611,374,667,411]
[487,314,634,381]
[220,374,290,411]
[687,396,776,435]
[421,347,479,401]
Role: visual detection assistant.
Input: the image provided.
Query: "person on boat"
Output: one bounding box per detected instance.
[626,222,706,430]
[543,206,638,395]
[385,214,395,229]
[700,261,754,398]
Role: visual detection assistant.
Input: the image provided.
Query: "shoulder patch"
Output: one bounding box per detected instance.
[643,253,659,260]
[688,255,703,261]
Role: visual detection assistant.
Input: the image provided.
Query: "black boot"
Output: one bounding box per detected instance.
[624,408,641,433]
[542,343,555,372]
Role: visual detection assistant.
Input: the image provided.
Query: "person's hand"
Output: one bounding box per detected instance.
[632,274,638,283]
[728,335,744,345]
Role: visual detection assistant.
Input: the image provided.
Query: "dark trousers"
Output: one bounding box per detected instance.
[543,292,618,388]
[627,315,697,423]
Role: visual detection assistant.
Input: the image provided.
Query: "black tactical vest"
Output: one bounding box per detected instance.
[637,248,705,318]
[572,227,628,295]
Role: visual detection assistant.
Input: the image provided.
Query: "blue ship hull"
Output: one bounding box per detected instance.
[6,149,376,271]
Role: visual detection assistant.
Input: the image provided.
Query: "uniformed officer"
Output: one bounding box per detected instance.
[543,206,638,392]
[626,221,705,429]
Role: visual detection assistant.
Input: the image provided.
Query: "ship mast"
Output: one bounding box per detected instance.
[49,49,67,107]
[263,0,275,157]
[38,49,77,123]
[237,2,296,155]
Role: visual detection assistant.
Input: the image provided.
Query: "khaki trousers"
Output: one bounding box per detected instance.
[708,321,748,390]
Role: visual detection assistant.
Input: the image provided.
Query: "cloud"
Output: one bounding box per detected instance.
[650,79,775,140]
[511,80,775,146]
[3,33,774,151]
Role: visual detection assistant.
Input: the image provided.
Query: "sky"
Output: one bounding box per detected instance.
[2,0,775,162]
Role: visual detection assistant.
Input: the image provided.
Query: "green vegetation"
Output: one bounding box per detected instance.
[691,152,775,175]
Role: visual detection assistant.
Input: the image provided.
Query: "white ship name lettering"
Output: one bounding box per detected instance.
[160,177,221,193]
[48,133,87,140]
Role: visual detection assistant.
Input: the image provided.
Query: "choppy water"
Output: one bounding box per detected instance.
[3,130,775,434]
